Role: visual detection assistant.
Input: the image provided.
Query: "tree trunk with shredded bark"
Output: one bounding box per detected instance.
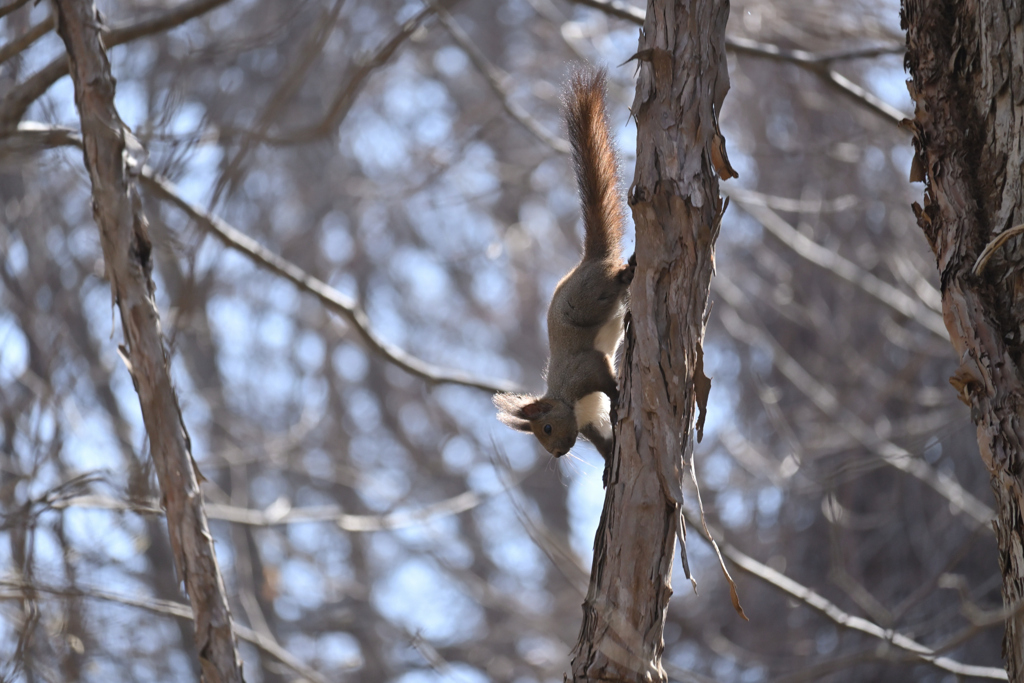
[52,0,245,680]
[903,1,1024,679]
[569,0,735,680]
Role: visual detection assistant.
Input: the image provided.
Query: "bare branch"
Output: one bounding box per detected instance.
[0,17,53,67]
[973,223,1024,276]
[724,186,858,214]
[140,169,521,394]
[51,0,244,679]
[683,509,1008,680]
[569,0,906,125]
[727,193,948,339]
[822,68,904,125]
[0,0,30,20]
[433,4,571,155]
[0,0,234,130]
[0,581,334,683]
[244,5,435,146]
[52,489,495,531]
[207,0,347,205]
[716,277,994,529]
[0,122,523,394]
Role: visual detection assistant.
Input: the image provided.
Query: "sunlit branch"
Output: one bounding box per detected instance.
[682,509,1008,680]
[241,5,435,146]
[0,122,523,393]
[53,488,493,531]
[0,0,234,130]
[568,0,906,125]
[208,0,347,205]
[433,3,572,155]
[727,193,948,340]
[0,581,334,683]
[142,171,522,394]
[724,186,858,214]
[715,277,994,529]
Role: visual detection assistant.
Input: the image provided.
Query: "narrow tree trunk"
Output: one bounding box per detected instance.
[569,0,733,680]
[52,1,245,681]
[903,1,1024,679]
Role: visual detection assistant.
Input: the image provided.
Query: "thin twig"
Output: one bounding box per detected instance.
[246,6,435,146]
[682,509,1008,680]
[0,123,523,394]
[0,0,234,129]
[973,224,1024,276]
[568,0,906,125]
[823,68,904,125]
[433,3,571,155]
[715,278,994,529]
[141,170,521,394]
[52,489,494,531]
[727,192,948,340]
[0,581,335,683]
[725,186,858,214]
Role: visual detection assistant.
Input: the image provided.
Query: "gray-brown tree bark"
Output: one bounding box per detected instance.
[903,1,1024,679]
[51,0,245,680]
[569,0,735,680]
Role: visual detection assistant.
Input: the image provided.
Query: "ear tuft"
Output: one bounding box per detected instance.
[496,414,533,432]
[494,392,542,431]
[521,399,553,420]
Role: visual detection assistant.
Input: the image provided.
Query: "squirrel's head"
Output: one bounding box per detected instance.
[493,393,578,457]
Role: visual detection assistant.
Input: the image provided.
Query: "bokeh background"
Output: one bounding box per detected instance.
[0,0,1003,681]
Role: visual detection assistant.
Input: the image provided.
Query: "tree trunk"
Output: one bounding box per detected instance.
[51,1,245,681]
[569,0,733,680]
[903,1,1024,679]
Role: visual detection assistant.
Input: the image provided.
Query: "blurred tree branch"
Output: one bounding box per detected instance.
[725,190,947,338]
[50,0,244,679]
[0,120,522,393]
[0,580,332,683]
[716,277,994,528]
[685,507,1008,680]
[433,3,571,154]
[569,0,905,123]
[0,0,234,130]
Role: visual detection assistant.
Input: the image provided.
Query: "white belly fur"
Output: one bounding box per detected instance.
[593,309,624,357]
[575,392,612,440]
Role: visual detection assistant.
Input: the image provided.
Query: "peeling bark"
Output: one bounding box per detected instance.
[51,1,245,681]
[568,0,733,680]
[903,0,1024,679]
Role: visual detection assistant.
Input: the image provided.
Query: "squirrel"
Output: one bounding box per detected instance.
[494,68,634,461]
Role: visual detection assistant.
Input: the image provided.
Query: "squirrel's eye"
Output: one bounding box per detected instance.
[543,424,552,435]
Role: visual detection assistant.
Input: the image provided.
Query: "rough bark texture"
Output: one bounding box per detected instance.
[51,1,245,681]
[903,1,1024,679]
[569,0,732,680]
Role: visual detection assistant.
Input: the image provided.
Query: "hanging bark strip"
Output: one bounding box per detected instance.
[902,1,1024,679]
[51,1,245,681]
[569,0,736,680]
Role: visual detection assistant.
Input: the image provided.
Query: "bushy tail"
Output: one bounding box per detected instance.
[564,68,624,262]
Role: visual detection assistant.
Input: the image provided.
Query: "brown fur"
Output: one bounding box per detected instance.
[493,67,633,461]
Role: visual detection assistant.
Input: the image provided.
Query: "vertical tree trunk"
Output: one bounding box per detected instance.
[903,1,1024,679]
[52,1,245,681]
[569,0,733,680]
